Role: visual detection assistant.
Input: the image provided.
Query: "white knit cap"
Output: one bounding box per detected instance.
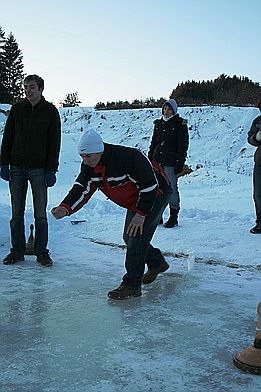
[77,129,104,154]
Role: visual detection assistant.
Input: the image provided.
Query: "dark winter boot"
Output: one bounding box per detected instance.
[37,253,53,267]
[3,252,25,265]
[108,284,141,300]
[142,261,169,284]
[164,208,179,228]
[250,224,261,234]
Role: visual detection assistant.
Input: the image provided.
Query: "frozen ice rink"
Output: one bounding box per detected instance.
[0,247,260,392]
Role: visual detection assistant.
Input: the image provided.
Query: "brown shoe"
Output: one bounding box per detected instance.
[233,346,261,375]
[142,261,169,284]
[108,284,141,300]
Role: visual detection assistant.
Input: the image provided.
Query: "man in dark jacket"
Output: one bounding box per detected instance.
[248,99,261,234]
[148,99,189,228]
[51,129,172,300]
[0,74,61,265]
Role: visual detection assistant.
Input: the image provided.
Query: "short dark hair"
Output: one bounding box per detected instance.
[24,74,44,90]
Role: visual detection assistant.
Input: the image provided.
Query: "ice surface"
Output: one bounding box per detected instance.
[0,250,260,392]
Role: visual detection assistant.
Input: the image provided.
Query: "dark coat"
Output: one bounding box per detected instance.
[248,115,261,165]
[0,97,61,171]
[60,143,171,216]
[148,114,189,173]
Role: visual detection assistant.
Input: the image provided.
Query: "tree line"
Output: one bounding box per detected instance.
[95,74,261,110]
[170,74,261,106]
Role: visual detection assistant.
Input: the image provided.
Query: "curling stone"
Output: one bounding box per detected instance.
[25,224,35,255]
[233,302,261,375]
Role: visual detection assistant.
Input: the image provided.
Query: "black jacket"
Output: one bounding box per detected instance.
[148,114,189,173]
[0,97,61,171]
[61,143,171,216]
[248,115,261,165]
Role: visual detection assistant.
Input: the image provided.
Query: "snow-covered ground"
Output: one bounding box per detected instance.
[0,104,260,391]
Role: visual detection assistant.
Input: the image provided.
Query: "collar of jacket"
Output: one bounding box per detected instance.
[23,96,46,110]
[96,143,111,167]
[162,113,179,122]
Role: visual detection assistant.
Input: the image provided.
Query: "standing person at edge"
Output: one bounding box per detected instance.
[247,98,261,234]
[51,129,172,300]
[0,74,61,266]
[148,99,189,228]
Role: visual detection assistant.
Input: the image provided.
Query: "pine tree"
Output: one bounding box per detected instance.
[1,32,24,103]
[0,26,10,103]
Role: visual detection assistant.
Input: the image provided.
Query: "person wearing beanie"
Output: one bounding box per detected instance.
[148,99,189,228]
[51,129,172,300]
[247,99,261,234]
[0,74,61,267]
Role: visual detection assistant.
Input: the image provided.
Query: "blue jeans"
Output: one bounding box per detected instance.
[253,163,261,225]
[9,167,48,255]
[163,166,180,209]
[122,189,172,288]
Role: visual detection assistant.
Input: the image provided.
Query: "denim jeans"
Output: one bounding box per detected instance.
[163,166,180,209]
[253,163,261,225]
[9,166,48,255]
[122,189,172,288]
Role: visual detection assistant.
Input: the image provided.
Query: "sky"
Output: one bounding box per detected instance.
[1,0,260,106]
[0,104,260,391]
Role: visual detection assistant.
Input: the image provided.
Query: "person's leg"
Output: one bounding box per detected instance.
[9,166,27,255]
[163,166,180,209]
[253,164,261,225]
[251,164,261,233]
[108,191,171,298]
[163,166,180,227]
[28,168,48,255]
[122,190,171,288]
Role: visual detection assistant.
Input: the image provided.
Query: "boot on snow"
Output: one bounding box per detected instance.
[164,208,179,228]
[250,224,261,234]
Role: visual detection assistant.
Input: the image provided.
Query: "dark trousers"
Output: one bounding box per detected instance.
[122,189,172,288]
[9,166,48,255]
[253,163,261,225]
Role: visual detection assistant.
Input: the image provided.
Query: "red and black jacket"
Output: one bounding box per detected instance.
[60,143,171,216]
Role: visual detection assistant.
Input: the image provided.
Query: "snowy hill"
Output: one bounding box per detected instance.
[1,104,258,178]
[59,105,258,177]
[0,103,259,267]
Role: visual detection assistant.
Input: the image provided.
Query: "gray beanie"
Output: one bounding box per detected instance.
[162,99,178,115]
[78,129,104,154]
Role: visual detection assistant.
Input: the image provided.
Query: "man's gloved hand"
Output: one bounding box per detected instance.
[51,206,68,219]
[174,165,183,175]
[45,171,56,187]
[256,131,261,142]
[0,166,10,181]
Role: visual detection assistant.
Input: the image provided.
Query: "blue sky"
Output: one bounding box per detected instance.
[1,0,260,106]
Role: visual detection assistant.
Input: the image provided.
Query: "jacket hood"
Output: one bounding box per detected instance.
[162,99,178,115]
